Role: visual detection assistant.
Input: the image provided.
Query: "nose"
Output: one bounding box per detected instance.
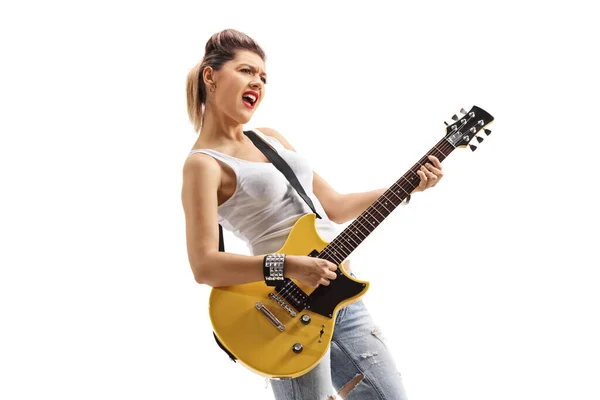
[250,79,263,92]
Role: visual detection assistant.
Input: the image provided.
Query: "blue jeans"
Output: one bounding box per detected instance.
[270,277,408,399]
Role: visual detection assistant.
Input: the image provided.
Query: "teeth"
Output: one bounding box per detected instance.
[243,93,257,104]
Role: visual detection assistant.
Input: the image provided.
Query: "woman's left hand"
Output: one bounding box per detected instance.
[413,155,444,193]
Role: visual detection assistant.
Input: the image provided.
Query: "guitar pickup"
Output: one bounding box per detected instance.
[268,292,297,317]
[255,301,285,332]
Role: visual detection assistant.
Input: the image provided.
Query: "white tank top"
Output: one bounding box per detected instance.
[186,128,342,256]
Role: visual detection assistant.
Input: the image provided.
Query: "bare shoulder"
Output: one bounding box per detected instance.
[182,152,221,189]
[183,151,220,172]
[256,127,297,152]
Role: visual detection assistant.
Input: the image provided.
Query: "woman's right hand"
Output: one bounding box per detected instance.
[284,255,338,288]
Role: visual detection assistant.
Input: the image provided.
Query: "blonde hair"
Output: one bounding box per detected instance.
[186,29,266,133]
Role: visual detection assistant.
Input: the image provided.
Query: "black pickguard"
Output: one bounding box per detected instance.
[304,249,366,318]
[274,249,366,318]
[306,271,366,318]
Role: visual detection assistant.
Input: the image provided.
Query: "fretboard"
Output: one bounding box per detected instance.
[319,137,456,265]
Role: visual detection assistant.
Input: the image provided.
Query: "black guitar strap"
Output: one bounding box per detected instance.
[217,130,322,253]
[213,130,321,362]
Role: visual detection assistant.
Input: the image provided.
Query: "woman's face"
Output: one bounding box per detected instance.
[208,50,267,124]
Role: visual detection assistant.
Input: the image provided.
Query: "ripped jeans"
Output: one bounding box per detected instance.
[269,279,409,399]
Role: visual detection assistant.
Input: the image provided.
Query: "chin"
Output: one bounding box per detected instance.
[224,110,252,125]
[238,114,253,124]
[239,110,257,124]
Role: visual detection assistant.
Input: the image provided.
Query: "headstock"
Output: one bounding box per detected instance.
[444,106,494,151]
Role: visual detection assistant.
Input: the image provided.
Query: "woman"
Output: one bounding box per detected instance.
[181,29,443,400]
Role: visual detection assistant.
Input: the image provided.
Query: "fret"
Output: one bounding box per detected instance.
[321,139,456,262]
[333,234,352,253]
[357,218,375,232]
[392,182,412,198]
[366,206,385,222]
[340,232,359,247]
[351,217,372,235]
[431,145,447,160]
[360,208,378,223]
[329,251,344,264]
[349,225,368,240]
[377,195,394,213]
[385,187,404,203]
[360,215,379,230]
[401,174,419,189]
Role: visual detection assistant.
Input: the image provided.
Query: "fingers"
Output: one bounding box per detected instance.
[417,167,436,191]
[417,158,443,190]
[426,156,444,180]
[327,269,338,280]
[424,163,442,176]
[324,261,338,281]
[411,156,445,194]
[318,262,338,287]
[320,273,337,286]
[427,155,442,169]
[425,168,437,185]
[423,166,436,178]
[416,168,428,191]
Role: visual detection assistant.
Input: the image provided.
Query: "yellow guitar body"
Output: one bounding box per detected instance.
[209,214,369,379]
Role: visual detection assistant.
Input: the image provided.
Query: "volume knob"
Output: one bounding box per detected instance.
[300,314,311,325]
[292,343,303,354]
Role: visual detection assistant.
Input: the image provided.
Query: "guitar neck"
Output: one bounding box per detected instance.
[320,137,456,265]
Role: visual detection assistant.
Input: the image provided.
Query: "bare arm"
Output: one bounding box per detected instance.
[181,153,337,288]
[256,127,404,224]
[255,127,445,225]
[182,154,266,287]
[333,188,390,224]
[332,155,445,223]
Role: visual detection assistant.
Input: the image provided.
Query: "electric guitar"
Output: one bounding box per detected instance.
[208,105,494,379]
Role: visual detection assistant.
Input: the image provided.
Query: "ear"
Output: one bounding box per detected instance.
[202,66,216,87]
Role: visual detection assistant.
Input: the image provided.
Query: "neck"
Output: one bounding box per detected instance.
[196,104,246,145]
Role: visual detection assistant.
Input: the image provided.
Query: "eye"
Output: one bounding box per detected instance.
[241,68,267,84]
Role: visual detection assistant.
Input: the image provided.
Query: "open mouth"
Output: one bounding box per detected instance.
[242,92,258,108]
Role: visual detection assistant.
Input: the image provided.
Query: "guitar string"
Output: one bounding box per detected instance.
[320,138,454,262]
[324,138,455,262]
[274,121,465,303]
[272,139,452,306]
[273,115,478,309]
[273,117,473,306]
[317,115,476,265]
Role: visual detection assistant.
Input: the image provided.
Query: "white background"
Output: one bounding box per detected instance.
[1,0,598,399]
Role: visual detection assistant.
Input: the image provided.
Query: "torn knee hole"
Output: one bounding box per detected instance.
[338,373,364,398]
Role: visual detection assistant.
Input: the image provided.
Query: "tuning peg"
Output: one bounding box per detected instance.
[476,136,484,143]
[444,121,448,126]
[460,108,467,114]
[451,114,458,121]
[484,129,492,136]
[469,144,477,151]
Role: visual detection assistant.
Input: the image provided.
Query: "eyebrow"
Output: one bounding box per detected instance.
[240,63,267,78]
